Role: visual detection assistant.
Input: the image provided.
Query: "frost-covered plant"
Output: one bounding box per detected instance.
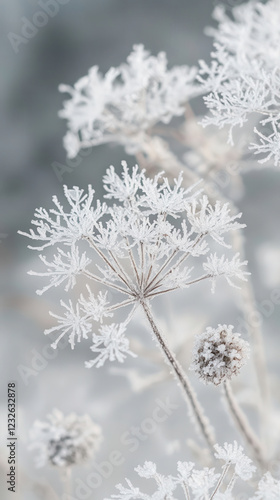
[56,41,269,412]
[105,441,280,500]
[59,44,198,158]
[191,326,263,465]
[190,324,250,386]
[19,163,248,451]
[252,472,280,500]
[29,409,102,468]
[198,0,280,167]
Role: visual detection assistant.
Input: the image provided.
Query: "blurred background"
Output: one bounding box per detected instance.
[1,0,280,498]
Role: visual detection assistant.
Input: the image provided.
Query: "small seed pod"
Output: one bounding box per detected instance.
[190,324,250,386]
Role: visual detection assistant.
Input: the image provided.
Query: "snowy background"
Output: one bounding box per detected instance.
[1,0,280,498]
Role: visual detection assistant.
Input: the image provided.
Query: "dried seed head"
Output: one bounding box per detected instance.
[29,409,102,468]
[190,324,250,386]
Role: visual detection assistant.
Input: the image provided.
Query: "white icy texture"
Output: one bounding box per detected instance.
[19,163,247,366]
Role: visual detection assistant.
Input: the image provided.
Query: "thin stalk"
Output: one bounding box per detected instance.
[231,230,270,447]
[83,270,133,296]
[144,213,168,284]
[209,462,231,500]
[145,234,205,294]
[226,472,237,493]
[181,482,191,500]
[139,241,145,288]
[60,467,72,498]
[145,249,178,290]
[223,380,265,467]
[146,274,211,299]
[85,236,134,292]
[107,298,135,312]
[108,249,135,290]
[141,299,216,452]
[125,237,140,283]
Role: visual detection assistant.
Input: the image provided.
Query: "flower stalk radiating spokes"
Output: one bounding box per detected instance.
[105,442,263,500]
[20,163,248,451]
[58,41,271,420]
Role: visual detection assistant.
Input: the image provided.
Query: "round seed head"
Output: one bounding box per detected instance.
[190,324,250,385]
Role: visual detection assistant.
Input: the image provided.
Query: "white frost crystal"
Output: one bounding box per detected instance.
[199,0,280,167]
[190,324,250,385]
[105,447,274,499]
[214,441,256,480]
[59,45,198,157]
[29,409,102,468]
[20,163,246,367]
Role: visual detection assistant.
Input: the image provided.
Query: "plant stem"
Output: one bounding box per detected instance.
[60,467,72,498]
[223,380,265,467]
[141,299,216,452]
[231,230,270,413]
[209,462,231,500]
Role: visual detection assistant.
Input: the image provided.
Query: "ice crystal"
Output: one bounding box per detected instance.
[59,45,198,158]
[28,246,91,295]
[29,409,102,468]
[85,323,137,368]
[20,163,246,366]
[203,253,249,293]
[214,441,256,480]
[199,0,280,166]
[106,446,270,499]
[190,325,250,385]
[251,472,280,499]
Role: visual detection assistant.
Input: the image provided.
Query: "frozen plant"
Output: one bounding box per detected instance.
[20,163,248,451]
[59,44,198,158]
[56,41,269,411]
[198,0,280,167]
[191,326,263,465]
[251,472,280,500]
[105,442,280,500]
[29,409,102,496]
[29,409,102,468]
[190,324,250,386]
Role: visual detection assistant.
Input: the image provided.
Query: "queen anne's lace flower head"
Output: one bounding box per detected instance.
[190,324,250,385]
[198,0,280,167]
[251,472,280,500]
[59,45,198,158]
[29,409,102,468]
[214,441,256,480]
[105,447,270,500]
[19,163,247,367]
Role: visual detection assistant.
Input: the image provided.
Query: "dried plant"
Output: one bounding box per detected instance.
[105,442,280,499]
[56,34,271,416]
[198,0,280,167]
[191,325,263,466]
[20,163,248,451]
[190,325,250,386]
[59,44,199,159]
[19,1,280,497]
[29,409,102,496]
